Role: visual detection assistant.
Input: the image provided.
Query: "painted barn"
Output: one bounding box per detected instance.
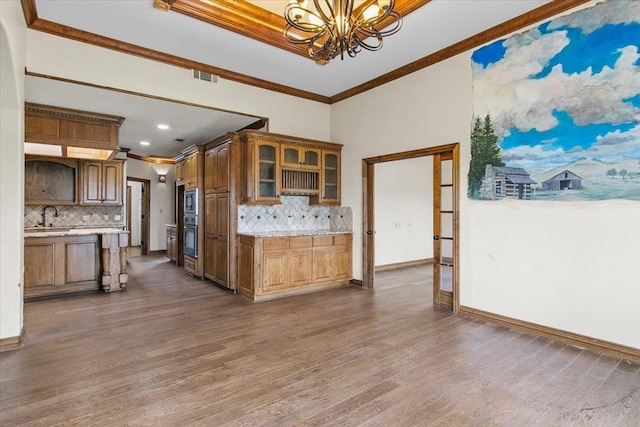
[542,170,583,191]
[481,165,537,200]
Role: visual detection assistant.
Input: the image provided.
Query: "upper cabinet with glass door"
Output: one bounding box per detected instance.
[281,145,321,171]
[239,131,342,205]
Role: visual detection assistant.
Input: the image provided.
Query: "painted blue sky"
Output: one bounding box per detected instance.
[471,0,640,173]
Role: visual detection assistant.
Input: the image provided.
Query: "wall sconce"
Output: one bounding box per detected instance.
[158,174,166,183]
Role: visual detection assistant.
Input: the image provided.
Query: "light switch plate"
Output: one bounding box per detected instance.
[114,215,121,221]
[104,215,109,220]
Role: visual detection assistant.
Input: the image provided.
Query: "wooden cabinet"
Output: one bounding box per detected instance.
[204,193,230,288]
[25,103,124,159]
[205,143,230,193]
[183,152,200,189]
[241,138,281,204]
[239,131,342,205]
[166,225,177,263]
[81,161,123,205]
[24,234,100,298]
[175,160,185,186]
[184,254,198,276]
[238,233,352,301]
[25,158,79,205]
[25,158,122,206]
[174,145,203,190]
[310,150,341,205]
[281,145,321,171]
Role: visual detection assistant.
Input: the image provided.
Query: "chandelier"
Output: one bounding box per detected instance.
[283,0,402,64]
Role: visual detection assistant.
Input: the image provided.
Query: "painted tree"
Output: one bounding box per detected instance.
[619,169,628,179]
[468,114,504,198]
[606,168,617,178]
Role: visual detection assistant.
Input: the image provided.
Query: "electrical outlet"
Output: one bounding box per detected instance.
[104,215,109,220]
[82,215,90,221]
[114,215,121,221]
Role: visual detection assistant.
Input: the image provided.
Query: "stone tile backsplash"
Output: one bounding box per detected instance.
[238,195,353,233]
[25,205,126,229]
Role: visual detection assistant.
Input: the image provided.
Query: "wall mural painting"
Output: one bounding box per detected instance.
[468,0,640,201]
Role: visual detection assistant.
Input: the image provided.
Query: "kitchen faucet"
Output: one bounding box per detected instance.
[40,205,58,227]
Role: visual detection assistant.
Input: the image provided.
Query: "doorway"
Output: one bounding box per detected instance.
[362,143,460,312]
[126,177,151,257]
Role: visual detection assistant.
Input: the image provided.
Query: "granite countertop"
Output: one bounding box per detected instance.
[238,230,352,238]
[24,227,128,238]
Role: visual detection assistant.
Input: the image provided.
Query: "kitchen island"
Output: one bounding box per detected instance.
[238,231,352,301]
[24,227,129,298]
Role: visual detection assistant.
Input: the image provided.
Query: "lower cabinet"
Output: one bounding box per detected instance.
[24,234,100,298]
[166,225,177,263]
[238,233,352,301]
[184,255,198,276]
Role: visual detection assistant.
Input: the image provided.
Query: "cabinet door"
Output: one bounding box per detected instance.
[214,193,229,286]
[205,194,217,235]
[255,142,280,203]
[290,248,312,287]
[312,247,333,283]
[215,144,229,192]
[184,154,199,189]
[101,162,122,205]
[82,162,102,204]
[263,250,289,292]
[204,235,216,280]
[204,149,216,192]
[321,150,341,204]
[333,246,352,280]
[176,160,185,185]
[281,145,321,170]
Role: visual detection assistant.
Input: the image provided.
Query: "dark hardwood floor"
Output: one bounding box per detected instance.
[1,256,638,426]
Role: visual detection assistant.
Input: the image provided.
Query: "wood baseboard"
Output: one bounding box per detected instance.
[0,327,27,352]
[349,279,363,287]
[459,306,640,363]
[148,250,166,256]
[375,258,434,272]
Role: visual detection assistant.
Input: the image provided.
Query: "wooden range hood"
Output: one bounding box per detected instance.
[24,103,125,161]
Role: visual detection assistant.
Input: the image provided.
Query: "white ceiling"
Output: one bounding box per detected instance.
[26,0,553,157]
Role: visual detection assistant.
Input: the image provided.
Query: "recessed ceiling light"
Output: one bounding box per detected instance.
[157,124,169,130]
[140,141,150,146]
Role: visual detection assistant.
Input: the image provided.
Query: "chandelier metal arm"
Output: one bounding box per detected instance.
[283,0,403,63]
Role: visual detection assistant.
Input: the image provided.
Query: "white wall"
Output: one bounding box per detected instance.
[127,180,143,247]
[332,19,640,348]
[25,31,331,142]
[125,159,176,251]
[0,0,26,340]
[374,157,433,266]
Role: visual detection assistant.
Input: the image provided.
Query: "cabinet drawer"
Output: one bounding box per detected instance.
[264,237,289,251]
[333,234,352,246]
[313,235,333,247]
[289,236,312,249]
[184,256,197,274]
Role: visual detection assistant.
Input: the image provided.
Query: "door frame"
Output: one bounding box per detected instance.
[362,143,460,313]
[126,177,151,256]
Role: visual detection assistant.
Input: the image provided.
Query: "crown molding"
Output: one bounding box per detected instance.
[21,0,590,104]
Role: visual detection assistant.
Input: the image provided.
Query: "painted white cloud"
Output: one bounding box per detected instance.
[501,144,566,162]
[473,31,640,138]
[588,124,640,159]
[547,0,640,35]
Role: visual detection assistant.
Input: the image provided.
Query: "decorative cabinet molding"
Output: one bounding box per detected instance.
[25,103,124,159]
[238,233,352,301]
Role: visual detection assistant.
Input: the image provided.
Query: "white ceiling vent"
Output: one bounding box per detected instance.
[193,70,218,83]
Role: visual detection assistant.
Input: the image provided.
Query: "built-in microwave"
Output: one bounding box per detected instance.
[184,189,198,214]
